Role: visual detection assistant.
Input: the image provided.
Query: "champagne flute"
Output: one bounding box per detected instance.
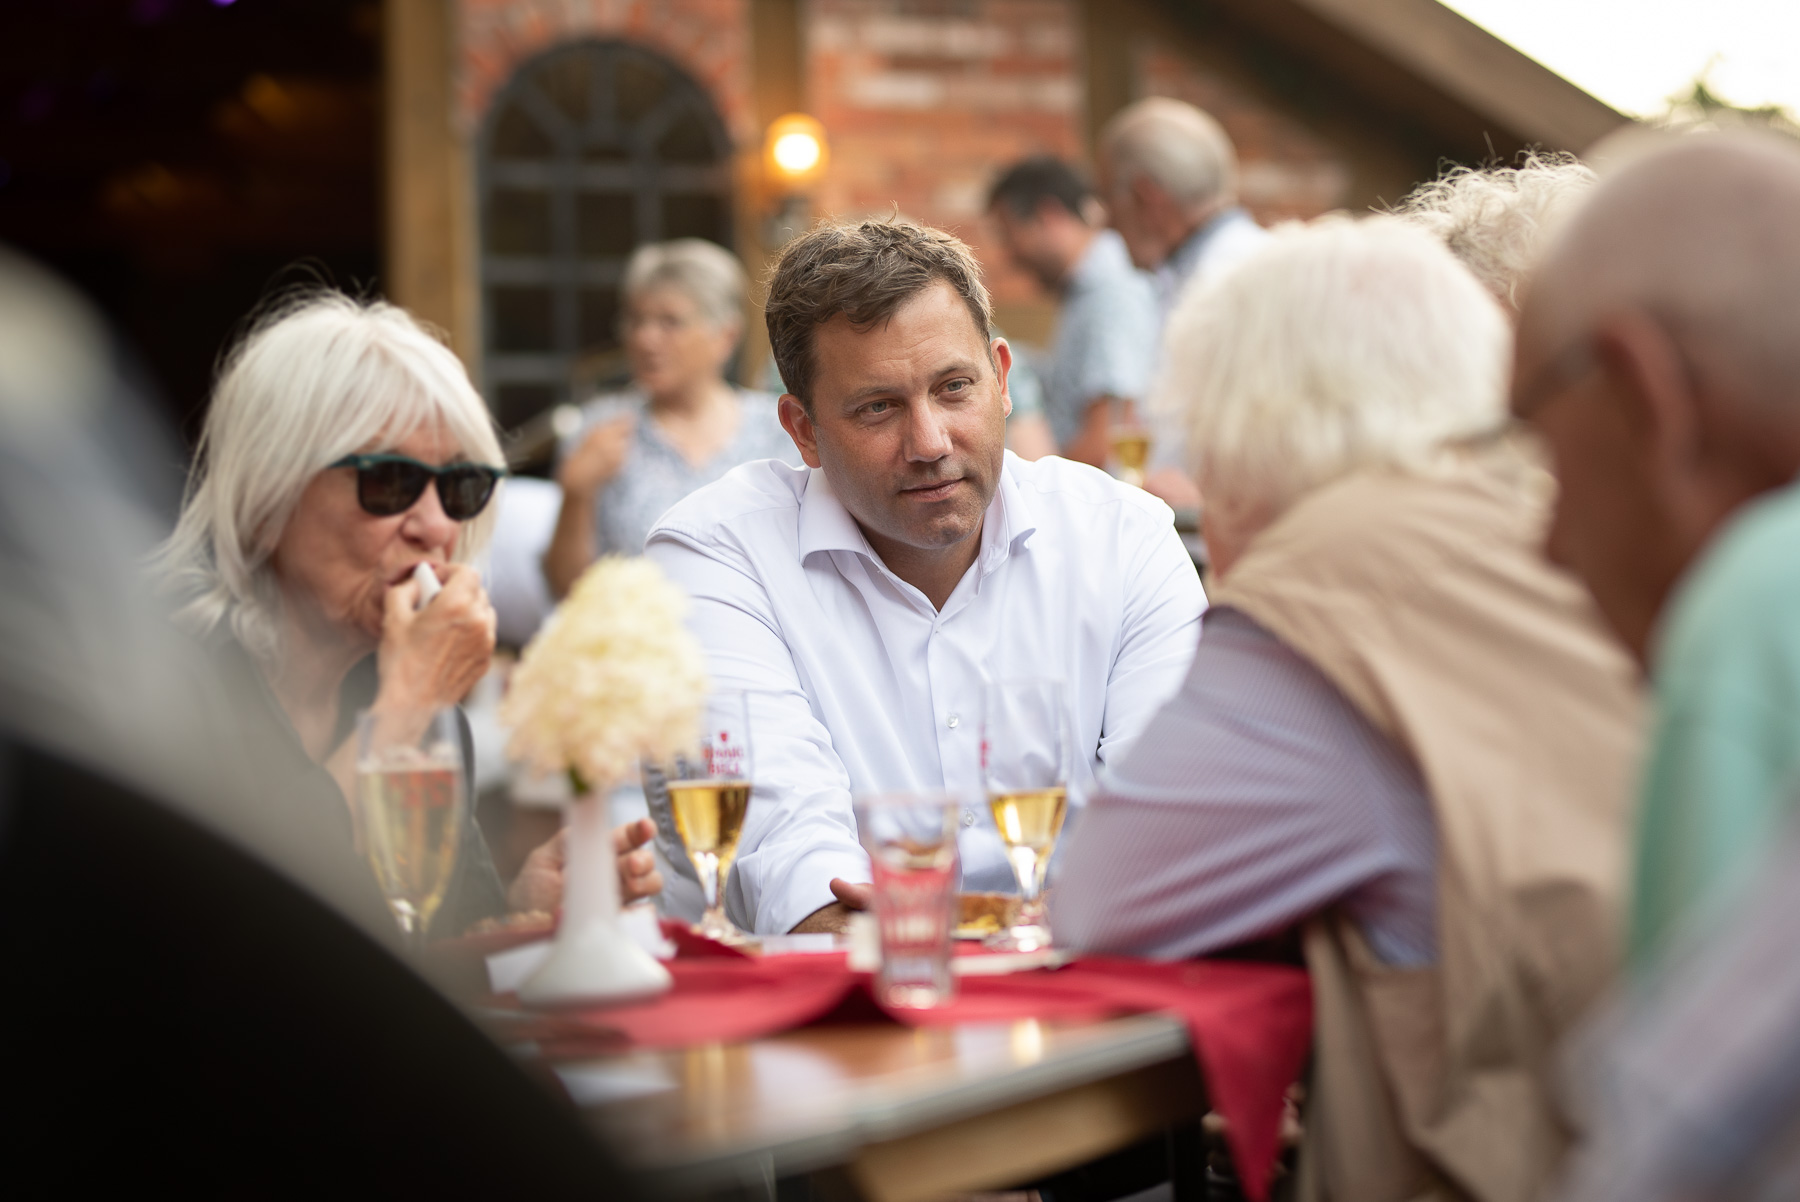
[981,678,1071,952]
[658,690,755,944]
[356,707,466,950]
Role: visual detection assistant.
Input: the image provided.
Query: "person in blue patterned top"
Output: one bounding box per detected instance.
[986,156,1160,468]
[542,239,802,597]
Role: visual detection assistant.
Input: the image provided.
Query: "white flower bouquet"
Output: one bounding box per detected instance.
[502,555,707,794]
[504,556,708,1005]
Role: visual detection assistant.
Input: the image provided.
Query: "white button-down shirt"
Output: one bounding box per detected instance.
[645,452,1205,934]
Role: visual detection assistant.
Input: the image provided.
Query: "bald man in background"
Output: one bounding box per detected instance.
[1515,130,1800,976]
[1097,98,1268,512]
[1515,131,1800,1198]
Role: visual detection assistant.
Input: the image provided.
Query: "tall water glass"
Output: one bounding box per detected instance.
[855,792,961,1008]
[656,690,755,944]
[981,678,1071,951]
[356,707,466,950]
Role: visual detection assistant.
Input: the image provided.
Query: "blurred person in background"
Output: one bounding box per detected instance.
[1508,130,1800,1202]
[153,294,660,932]
[1395,152,1598,317]
[0,248,641,1194]
[542,238,801,598]
[996,336,1056,461]
[987,156,1159,469]
[1099,96,1269,512]
[1054,216,1642,1202]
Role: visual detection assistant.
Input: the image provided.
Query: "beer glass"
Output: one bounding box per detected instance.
[981,678,1071,951]
[356,707,466,949]
[657,690,754,944]
[1107,398,1152,488]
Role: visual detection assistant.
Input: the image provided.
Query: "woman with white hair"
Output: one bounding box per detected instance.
[1394,151,1597,314]
[1055,217,1641,1201]
[157,293,660,932]
[542,238,801,598]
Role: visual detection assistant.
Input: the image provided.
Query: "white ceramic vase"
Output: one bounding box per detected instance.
[518,791,672,1006]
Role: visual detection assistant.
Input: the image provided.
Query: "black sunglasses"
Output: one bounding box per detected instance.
[328,454,505,521]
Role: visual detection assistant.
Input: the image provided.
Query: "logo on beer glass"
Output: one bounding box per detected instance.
[709,728,746,779]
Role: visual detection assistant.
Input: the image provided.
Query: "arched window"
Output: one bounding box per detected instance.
[478,40,734,431]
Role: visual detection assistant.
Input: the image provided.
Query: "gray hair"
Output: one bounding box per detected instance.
[153,293,505,663]
[624,238,747,332]
[1100,97,1239,211]
[1157,215,1509,529]
[1394,152,1598,311]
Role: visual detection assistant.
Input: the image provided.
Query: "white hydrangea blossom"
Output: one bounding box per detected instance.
[501,556,707,791]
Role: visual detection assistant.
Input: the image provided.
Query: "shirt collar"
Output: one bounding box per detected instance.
[796,454,1041,571]
[1163,205,1251,286]
[987,453,1039,566]
[797,466,873,559]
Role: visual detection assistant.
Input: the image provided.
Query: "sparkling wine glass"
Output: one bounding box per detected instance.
[655,690,755,944]
[356,707,466,950]
[981,678,1071,952]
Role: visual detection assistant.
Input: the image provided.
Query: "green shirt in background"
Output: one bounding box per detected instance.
[1631,479,1800,973]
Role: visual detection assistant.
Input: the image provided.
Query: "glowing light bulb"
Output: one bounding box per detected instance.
[772,131,822,175]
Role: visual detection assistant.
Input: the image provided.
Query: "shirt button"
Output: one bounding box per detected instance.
[962,810,976,827]
[946,713,961,729]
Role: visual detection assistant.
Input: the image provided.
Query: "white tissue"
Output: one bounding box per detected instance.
[412,561,442,609]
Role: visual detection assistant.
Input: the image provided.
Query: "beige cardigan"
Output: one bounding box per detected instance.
[1208,447,1643,1202]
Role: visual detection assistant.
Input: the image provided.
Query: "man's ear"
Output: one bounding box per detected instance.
[990,337,1014,421]
[1592,310,1700,482]
[778,393,823,469]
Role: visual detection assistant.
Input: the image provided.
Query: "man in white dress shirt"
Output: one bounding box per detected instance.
[646,218,1205,934]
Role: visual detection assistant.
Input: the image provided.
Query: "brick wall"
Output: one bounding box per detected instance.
[806,0,1086,314]
[458,0,755,143]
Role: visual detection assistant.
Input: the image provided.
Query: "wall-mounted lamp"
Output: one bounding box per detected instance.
[763,112,829,187]
[762,113,828,249]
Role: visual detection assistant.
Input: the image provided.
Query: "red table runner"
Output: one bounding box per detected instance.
[476,932,1311,1201]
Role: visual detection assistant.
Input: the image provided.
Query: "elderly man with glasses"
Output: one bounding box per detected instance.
[1506,131,1800,1202]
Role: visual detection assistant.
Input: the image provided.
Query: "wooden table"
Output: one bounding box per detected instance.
[560,1011,1206,1200]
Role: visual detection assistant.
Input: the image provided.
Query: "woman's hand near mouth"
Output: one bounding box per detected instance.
[373,562,497,712]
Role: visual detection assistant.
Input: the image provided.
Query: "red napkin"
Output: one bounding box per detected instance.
[883,957,1311,1202]
[529,955,857,1052]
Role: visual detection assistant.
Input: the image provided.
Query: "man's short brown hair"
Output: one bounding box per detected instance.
[764,217,994,408]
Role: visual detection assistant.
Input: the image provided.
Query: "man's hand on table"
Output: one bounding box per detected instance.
[507,817,664,912]
[787,878,874,934]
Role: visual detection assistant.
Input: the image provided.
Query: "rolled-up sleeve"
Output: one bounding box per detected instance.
[1097,507,1205,768]
[646,530,869,935]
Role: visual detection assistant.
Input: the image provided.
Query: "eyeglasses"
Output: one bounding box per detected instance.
[328,454,505,521]
[1511,335,1599,422]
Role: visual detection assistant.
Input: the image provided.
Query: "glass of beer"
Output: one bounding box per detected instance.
[856,792,961,1008]
[659,690,755,944]
[981,678,1071,952]
[355,707,466,950]
[1108,400,1152,489]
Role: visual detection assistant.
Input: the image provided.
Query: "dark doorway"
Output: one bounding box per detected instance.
[0,0,382,444]
[478,39,735,432]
